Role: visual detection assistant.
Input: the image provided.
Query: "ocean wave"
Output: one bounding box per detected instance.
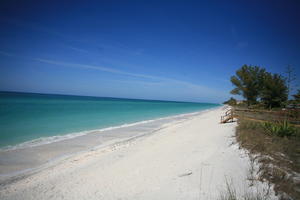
[0,107,218,152]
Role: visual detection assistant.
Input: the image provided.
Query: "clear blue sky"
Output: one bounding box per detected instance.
[0,0,299,103]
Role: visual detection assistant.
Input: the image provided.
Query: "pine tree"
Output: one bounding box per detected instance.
[230,65,265,106]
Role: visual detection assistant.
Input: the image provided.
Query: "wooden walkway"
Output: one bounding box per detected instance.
[220,108,237,123]
[221,107,300,126]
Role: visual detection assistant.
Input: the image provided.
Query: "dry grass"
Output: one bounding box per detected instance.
[218,178,272,200]
[235,118,300,200]
[234,108,300,126]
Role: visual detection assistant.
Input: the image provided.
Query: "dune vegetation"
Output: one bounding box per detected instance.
[223,65,300,200]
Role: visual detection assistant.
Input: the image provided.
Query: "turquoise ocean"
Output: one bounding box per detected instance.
[0,92,219,149]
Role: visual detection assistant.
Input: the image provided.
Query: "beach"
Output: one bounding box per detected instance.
[1,1,297,198]
[0,107,275,200]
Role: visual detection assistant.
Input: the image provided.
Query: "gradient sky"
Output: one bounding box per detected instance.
[0,0,299,103]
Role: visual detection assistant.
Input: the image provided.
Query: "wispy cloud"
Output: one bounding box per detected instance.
[0,51,14,57]
[34,58,228,99]
[0,49,228,101]
[0,50,163,82]
[1,18,144,57]
[63,45,89,53]
[34,58,163,80]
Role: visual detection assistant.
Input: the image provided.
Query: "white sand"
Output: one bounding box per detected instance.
[0,107,275,200]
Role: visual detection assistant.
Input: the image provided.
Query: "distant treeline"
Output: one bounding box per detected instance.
[224,65,299,108]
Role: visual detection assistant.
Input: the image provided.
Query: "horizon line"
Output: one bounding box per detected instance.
[0,90,221,105]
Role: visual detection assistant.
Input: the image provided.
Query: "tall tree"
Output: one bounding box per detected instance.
[230,65,266,106]
[260,73,288,108]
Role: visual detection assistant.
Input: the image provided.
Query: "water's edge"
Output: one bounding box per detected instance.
[0,91,220,148]
[1,106,220,152]
[0,107,221,181]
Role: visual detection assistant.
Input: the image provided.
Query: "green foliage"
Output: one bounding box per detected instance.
[223,97,237,106]
[230,65,289,108]
[260,73,288,108]
[230,65,266,106]
[236,118,300,199]
[239,120,261,130]
[261,121,296,137]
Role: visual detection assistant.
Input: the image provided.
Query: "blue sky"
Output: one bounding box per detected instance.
[0,0,299,103]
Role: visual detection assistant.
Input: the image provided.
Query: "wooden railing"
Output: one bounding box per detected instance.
[234,108,300,125]
[221,107,300,125]
[220,108,236,123]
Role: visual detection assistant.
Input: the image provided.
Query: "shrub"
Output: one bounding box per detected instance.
[223,97,237,106]
[261,121,296,137]
[238,120,261,130]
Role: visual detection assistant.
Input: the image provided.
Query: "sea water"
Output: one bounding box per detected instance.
[0,92,219,149]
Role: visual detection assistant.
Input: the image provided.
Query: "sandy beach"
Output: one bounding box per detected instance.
[0,107,275,200]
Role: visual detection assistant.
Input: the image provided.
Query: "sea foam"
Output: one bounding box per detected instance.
[0,109,211,152]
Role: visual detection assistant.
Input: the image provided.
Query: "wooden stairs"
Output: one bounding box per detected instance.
[220,108,237,123]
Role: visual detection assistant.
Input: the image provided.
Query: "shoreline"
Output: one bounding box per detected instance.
[0,107,220,180]
[0,106,277,199]
[0,106,220,152]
